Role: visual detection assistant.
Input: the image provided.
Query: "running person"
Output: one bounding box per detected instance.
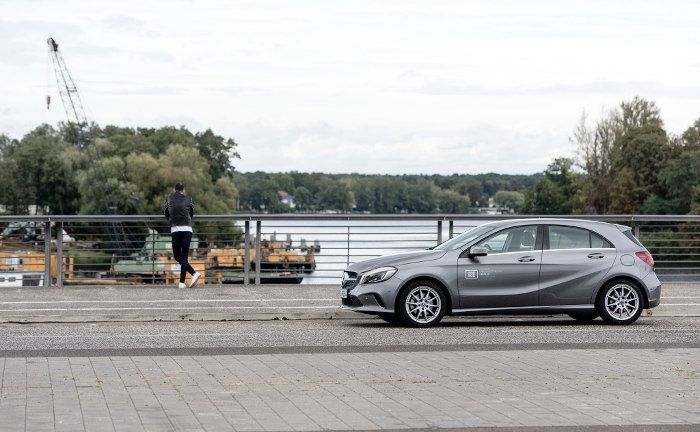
[165,183,201,288]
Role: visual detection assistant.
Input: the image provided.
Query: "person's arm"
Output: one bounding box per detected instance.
[189,198,194,219]
[164,197,170,219]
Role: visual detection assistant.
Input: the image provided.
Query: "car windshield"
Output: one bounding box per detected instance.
[433,224,495,251]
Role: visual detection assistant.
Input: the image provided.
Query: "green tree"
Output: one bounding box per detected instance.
[612,125,668,199]
[691,186,700,215]
[194,129,240,179]
[573,97,672,214]
[350,178,375,212]
[316,178,352,211]
[658,150,700,214]
[141,126,195,154]
[522,158,581,214]
[293,186,313,210]
[681,118,700,149]
[405,179,435,213]
[0,158,32,213]
[572,111,615,213]
[522,178,565,214]
[2,125,82,213]
[493,190,525,211]
[639,194,672,215]
[436,189,469,213]
[452,177,482,206]
[608,168,640,214]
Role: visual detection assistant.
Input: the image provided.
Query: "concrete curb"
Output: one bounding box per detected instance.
[2,308,697,324]
[0,310,361,323]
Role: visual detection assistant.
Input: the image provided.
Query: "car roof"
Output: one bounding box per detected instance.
[479,218,625,230]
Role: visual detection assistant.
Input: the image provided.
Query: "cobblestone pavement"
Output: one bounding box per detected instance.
[1,347,698,431]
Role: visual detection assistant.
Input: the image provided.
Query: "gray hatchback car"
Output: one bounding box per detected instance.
[341,219,661,326]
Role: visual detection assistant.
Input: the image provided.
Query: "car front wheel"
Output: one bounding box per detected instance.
[596,281,643,325]
[396,281,446,327]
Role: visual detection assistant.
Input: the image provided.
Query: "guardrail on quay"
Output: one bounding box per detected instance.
[0,214,698,287]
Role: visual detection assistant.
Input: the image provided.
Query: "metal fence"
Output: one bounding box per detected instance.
[0,214,699,287]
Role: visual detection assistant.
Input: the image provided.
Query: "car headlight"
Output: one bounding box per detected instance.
[361,266,397,284]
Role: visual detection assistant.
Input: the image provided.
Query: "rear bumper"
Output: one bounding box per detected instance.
[642,271,662,308]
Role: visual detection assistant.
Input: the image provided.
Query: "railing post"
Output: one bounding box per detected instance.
[56,221,63,288]
[151,226,155,285]
[243,220,250,285]
[44,220,51,287]
[347,226,351,267]
[437,220,443,245]
[254,220,261,285]
[448,220,454,239]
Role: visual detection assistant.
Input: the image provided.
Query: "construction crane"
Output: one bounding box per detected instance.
[45,36,135,259]
[46,37,89,129]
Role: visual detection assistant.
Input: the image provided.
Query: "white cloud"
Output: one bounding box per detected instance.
[232,122,569,175]
[1,0,699,173]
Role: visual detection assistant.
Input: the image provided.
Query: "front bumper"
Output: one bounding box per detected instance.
[340,275,404,314]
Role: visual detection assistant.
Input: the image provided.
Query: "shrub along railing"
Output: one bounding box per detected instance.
[0,214,698,287]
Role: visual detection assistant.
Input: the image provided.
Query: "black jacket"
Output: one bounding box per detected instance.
[165,192,194,227]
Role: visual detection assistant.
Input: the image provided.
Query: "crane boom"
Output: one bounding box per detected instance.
[47,37,89,128]
[45,36,135,259]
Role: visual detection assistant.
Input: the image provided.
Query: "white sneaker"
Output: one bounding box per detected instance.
[188,272,201,288]
[178,282,186,289]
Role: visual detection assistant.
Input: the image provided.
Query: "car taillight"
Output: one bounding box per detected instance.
[635,251,654,267]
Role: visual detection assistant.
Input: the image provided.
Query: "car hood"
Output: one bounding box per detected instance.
[346,250,447,274]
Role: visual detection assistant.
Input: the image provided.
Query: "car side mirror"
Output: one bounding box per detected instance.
[468,246,488,258]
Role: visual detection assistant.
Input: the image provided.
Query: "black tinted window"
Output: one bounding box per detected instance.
[549,225,614,249]
[591,233,614,248]
[478,225,538,254]
[549,226,590,249]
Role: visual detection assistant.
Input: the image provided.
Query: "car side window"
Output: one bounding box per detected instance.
[478,225,538,254]
[548,225,614,249]
[548,226,589,249]
[591,232,614,248]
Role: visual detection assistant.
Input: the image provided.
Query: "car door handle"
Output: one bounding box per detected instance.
[518,256,536,262]
[587,253,605,259]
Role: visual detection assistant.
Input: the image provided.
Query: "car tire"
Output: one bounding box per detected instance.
[377,313,401,324]
[567,312,599,322]
[596,280,644,325]
[396,280,446,327]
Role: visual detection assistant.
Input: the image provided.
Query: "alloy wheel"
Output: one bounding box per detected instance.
[604,283,640,321]
[405,286,442,324]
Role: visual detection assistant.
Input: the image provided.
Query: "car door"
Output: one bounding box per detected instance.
[538,224,617,306]
[457,224,542,309]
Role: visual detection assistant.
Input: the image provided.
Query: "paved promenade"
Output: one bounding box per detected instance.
[1,347,698,431]
[1,284,698,431]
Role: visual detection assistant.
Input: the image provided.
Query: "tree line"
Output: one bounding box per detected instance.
[233,172,535,213]
[1,96,697,216]
[0,123,534,215]
[523,97,700,215]
[0,124,239,216]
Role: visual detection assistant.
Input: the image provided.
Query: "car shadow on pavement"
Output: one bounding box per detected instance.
[345,316,657,328]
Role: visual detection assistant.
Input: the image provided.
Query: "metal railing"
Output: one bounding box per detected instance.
[0,214,699,286]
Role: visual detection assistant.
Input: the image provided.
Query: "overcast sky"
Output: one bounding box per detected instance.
[1,0,699,174]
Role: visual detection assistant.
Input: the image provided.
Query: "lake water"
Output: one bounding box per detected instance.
[243,219,491,284]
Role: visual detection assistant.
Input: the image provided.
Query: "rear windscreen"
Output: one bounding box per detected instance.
[623,230,643,247]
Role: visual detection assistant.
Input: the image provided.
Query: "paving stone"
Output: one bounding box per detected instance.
[1,348,699,431]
